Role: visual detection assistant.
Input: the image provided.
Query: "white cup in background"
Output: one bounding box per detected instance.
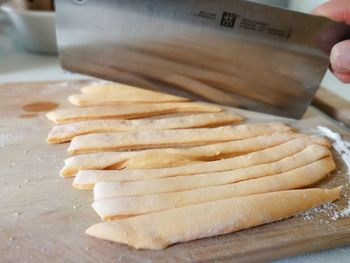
[0,1,58,54]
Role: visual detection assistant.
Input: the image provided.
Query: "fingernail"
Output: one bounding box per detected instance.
[331,41,350,73]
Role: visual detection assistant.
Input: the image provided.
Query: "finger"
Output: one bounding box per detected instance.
[330,40,350,74]
[330,40,350,83]
[332,71,350,83]
[312,0,350,24]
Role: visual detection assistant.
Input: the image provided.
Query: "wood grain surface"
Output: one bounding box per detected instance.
[313,87,350,127]
[1,80,350,263]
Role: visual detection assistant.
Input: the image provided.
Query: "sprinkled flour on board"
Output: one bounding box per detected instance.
[318,126,350,178]
[339,202,350,217]
[0,128,26,149]
[301,202,339,220]
[308,126,350,220]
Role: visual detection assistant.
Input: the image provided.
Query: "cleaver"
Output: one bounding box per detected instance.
[55,0,350,118]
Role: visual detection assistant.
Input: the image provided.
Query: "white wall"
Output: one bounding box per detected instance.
[289,0,328,12]
[250,0,328,11]
[248,0,288,7]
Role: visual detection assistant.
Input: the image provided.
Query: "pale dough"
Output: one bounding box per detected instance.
[61,133,327,177]
[92,157,335,220]
[74,136,330,189]
[93,144,331,199]
[81,82,186,99]
[46,102,222,124]
[47,112,243,144]
[86,188,341,250]
[69,84,189,106]
[46,83,342,251]
[67,123,293,154]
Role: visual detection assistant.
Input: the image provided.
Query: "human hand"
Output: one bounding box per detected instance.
[313,0,350,83]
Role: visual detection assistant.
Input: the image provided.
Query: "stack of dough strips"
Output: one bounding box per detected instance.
[47,82,341,250]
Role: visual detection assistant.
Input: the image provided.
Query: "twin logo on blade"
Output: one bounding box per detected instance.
[191,10,238,29]
[220,12,238,28]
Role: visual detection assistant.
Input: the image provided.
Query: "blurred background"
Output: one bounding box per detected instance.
[0,0,348,100]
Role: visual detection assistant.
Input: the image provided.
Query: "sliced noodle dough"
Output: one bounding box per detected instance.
[47,112,243,144]
[61,133,327,177]
[80,83,187,101]
[93,144,331,199]
[69,86,189,106]
[68,123,293,154]
[74,136,329,188]
[46,102,222,124]
[86,187,341,250]
[92,157,335,220]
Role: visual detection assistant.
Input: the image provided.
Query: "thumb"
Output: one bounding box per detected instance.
[312,0,350,24]
[330,40,350,83]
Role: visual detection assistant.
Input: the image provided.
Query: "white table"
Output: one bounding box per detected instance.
[1,19,350,263]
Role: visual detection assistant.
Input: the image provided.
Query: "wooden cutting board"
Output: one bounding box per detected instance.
[1,80,350,263]
[313,87,350,127]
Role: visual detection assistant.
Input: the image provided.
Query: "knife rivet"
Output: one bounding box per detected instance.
[72,0,86,5]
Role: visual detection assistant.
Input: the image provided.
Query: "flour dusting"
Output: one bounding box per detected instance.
[42,82,70,95]
[87,80,112,86]
[312,126,350,220]
[318,126,350,179]
[302,202,340,221]
[0,128,27,149]
[339,200,350,218]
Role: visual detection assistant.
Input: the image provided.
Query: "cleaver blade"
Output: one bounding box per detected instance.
[55,0,350,119]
